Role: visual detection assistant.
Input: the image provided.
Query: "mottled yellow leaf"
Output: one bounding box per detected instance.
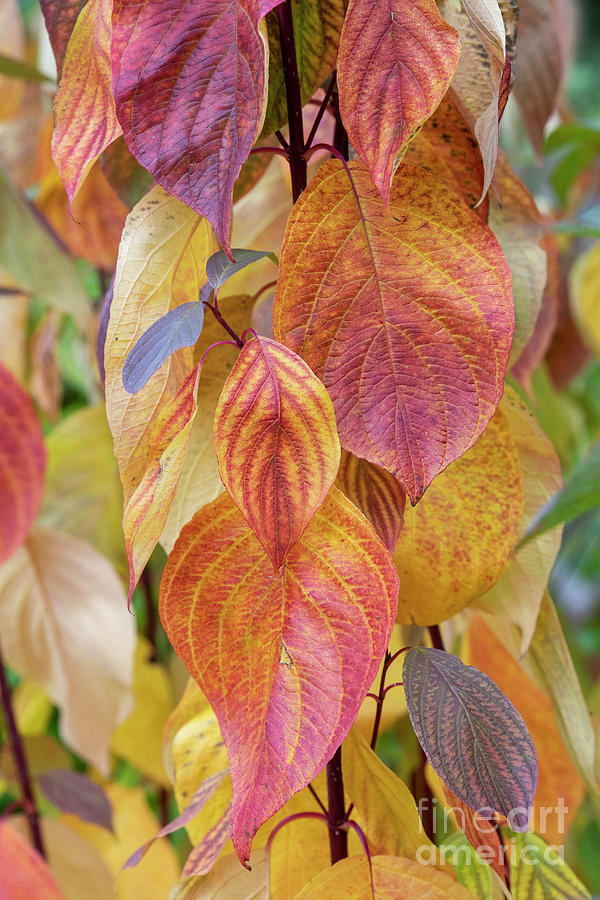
[110,636,174,785]
[570,240,600,358]
[395,392,523,625]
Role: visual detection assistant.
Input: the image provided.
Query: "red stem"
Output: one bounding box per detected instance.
[326,747,348,864]
[0,641,46,858]
[304,74,337,151]
[203,303,244,348]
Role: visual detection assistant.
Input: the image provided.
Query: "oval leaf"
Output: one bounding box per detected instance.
[337,0,460,204]
[111,0,282,254]
[159,486,398,863]
[38,769,113,831]
[214,335,340,569]
[0,364,46,564]
[274,160,514,502]
[206,248,274,290]
[122,302,206,394]
[0,526,136,773]
[402,646,538,831]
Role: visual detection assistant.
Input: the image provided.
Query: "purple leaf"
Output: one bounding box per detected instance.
[403,647,538,831]
[122,301,206,394]
[38,769,113,831]
[123,768,229,869]
[206,248,274,290]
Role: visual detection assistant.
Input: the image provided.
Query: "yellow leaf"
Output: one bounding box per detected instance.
[570,240,600,358]
[0,527,135,773]
[472,388,562,655]
[511,832,591,899]
[105,185,216,594]
[171,848,268,899]
[524,591,599,795]
[1,736,71,785]
[40,404,126,574]
[11,681,53,736]
[66,784,180,900]
[394,392,523,625]
[295,854,476,899]
[52,0,122,201]
[110,636,174,785]
[342,726,443,866]
[160,295,255,554]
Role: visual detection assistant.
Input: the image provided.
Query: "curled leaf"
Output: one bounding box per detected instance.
[206,248,275,290]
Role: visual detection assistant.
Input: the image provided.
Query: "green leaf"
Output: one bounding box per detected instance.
[0,53,54,83]
[511,832,591,899]
[519,442,600,546]
[440,833,494,900]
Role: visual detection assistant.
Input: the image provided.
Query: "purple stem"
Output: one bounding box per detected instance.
[0,641,46,858]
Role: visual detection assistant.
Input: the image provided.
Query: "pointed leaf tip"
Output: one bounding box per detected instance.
[206,248,275,290]
[403,647,538,831]
[122,302,205,394]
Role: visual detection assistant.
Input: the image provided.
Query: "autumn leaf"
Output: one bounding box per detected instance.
[104,186,215,597]
[39,0,87,77]
[0,527,135,772]
[439,0,513,200]
[111,0,282,255]
[569,240,600,357]
[394,394,523,626]
[337,0,460,205]
[0,167,89,328]
[511,832,591,899]
[274,159,513,502]
[489,153,547,366]
[342,726,441,864]
[465,616,585,842]
[38,770,113,831]
[0,364,46,564]
[295,854,475,899]
[0,821,64,900]
[512,0,571,159]
[335,451,405,553]
[39,404,125,573]
[159,295,254,554]
[472,388,562,656]
[403,647,538,831]
[160,486,398,863]
[110,636,174,785]
[403,97,488,217]
[214,335,340,570]
[441,784,506,883]
[526,592,599,795]
[440,832,494,900]
[52,0,122,203]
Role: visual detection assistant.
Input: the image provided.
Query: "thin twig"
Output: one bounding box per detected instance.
[304,73,337,151]
[0,641,46,858]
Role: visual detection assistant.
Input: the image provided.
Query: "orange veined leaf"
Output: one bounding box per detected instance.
[394,390,524,626]
[214,334,341,570]
[51,0,122,203]
[335,450,405,553]
[159,486,398,864]
[0,364,46,564]
[274,159,514,503]
[337,0,460,206]
[104,185,216,599]
[39,0,87,78]
[403,97,489,218]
